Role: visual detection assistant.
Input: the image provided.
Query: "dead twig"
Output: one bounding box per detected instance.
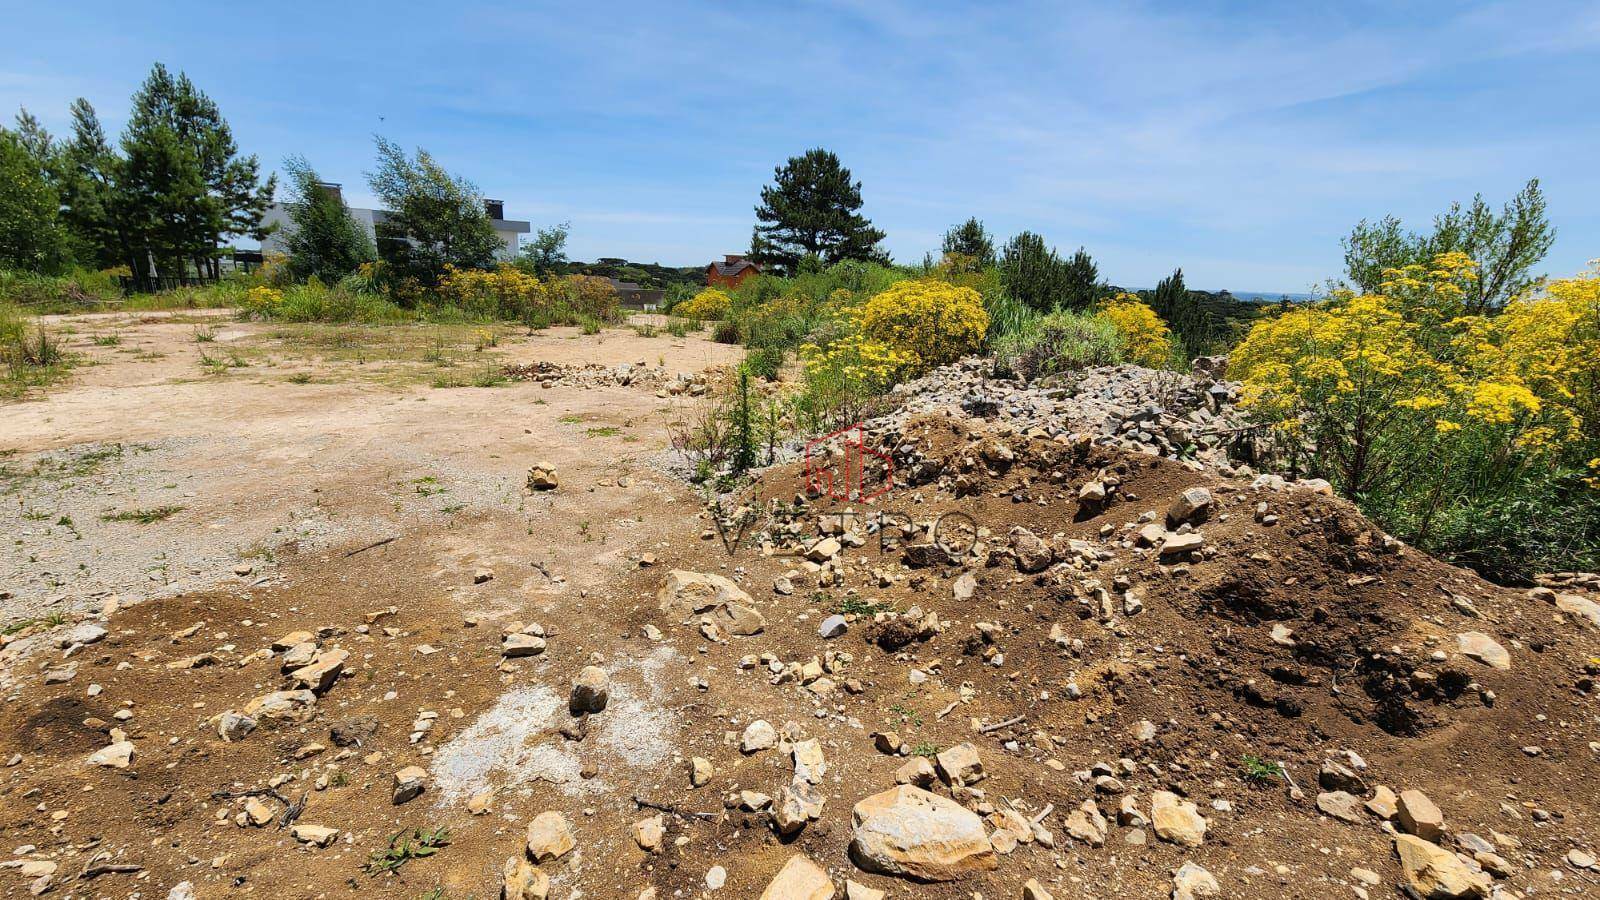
[344,535,399,558]
[279,790,309,828]
[980,714,1026,734]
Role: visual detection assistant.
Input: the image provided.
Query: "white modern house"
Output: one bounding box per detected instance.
[260,183,530,259]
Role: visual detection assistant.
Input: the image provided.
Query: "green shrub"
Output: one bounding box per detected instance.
[1392,468,1600,584]
[744,347,783,381]
[0,268,122,311]
[992,308,1124,380]
[2,300,72,395]
[712,319,742,344]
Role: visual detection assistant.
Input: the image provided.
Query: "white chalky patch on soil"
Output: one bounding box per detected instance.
[429,647,680,803]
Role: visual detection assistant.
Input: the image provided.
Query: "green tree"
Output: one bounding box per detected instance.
[56,99,136,272]
[1341,178,1553,312]
[750,148,886,275]
[366,135,501,287]
[999,231,1069,310]
[279,155,376,282]
[0,129,70,272]
[1061,247,1103,310]
[1147,268,1220,360]
[517,221,569,275]
[942,217,994,268]
[119,63,274,280]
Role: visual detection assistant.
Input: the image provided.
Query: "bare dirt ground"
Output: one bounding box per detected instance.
[2,311,1598,900]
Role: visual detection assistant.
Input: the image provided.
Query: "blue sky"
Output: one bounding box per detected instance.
[4,1,1597,293]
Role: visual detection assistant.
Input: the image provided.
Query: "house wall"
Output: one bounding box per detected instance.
[261,204,524,260]
[707,265,758,289]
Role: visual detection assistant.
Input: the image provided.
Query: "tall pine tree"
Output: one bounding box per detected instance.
[120,64,273,280]
[750,149,886,275]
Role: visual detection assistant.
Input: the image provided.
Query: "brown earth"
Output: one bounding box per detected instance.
[1,312,1597,899]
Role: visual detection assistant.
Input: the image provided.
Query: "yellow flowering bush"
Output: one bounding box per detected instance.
[242,285,285,316]
[438,264,546,318]
[677,288,733,321]
[1098,293,1174,367]
[1232,253,1600,576]
[851,279,987,373]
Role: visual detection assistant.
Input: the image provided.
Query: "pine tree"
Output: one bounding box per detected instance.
[1061,247,1103,310]
[750,149,886,275]
[280,155,376,282]
[57,99,135,272]
[942,217,994,269]
[999,231,1068,311]
[120,63,274,280]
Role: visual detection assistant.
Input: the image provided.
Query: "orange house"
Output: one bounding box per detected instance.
[706,254,760,288]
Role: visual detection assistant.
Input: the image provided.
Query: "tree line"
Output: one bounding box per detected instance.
[744,146,1554,357]
[0,64,274,282]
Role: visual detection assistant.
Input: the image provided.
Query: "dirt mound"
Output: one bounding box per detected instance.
[2,386,1596,899]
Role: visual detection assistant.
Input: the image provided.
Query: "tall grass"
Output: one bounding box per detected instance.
[1,300,72,396]
[991,307,1124,381]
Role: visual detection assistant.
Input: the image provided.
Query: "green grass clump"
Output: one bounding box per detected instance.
[101,505,184,524]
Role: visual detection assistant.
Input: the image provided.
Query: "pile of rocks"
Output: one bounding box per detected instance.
[501,360,709,394]
[878,357,1259,470]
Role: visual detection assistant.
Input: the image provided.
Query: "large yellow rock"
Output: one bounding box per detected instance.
[526,811,576,862]
[1151,791,1207,847]
[759,855,834,900]
[657,570,752,614]
[1394,834,1490,898]
[849,785,997,882]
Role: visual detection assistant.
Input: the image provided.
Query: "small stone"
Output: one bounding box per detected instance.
[526,811,577,862]
[758,854,833,900]
[1172,861,1220,900]
[86,741,134,768]
[894,757,937,787]
[849,785,998,882]
[502,633,547,657]
[1457,632,1511,670]
[690,756,715,786]
[706,866,727,890]
[217,711,257,742]
[1022,877,1055,900]
[1158,532,1204,556]
[502,856,550,900]
[1151,791,1207,847]
[634,814,666,853]
[1168,487,1214,524]
[1568,848,1597,870]
[1315,791,1364,823]
[1398,789,1445,841]
[242,797,274,826]
[291,824,338,847]
[289,648,348,694]
[935,742,984,785]
[792,738,827,784]
[819,615,848,639]
[1394,834,1488,898]
[526,463,558,491]
[844,881,884,900]
[392,765,427,804]
[741,719,777,753]
[1366,785,1399,820]
[569,666,610,714]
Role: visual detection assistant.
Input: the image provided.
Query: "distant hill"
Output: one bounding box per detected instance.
[561,258,703,290]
